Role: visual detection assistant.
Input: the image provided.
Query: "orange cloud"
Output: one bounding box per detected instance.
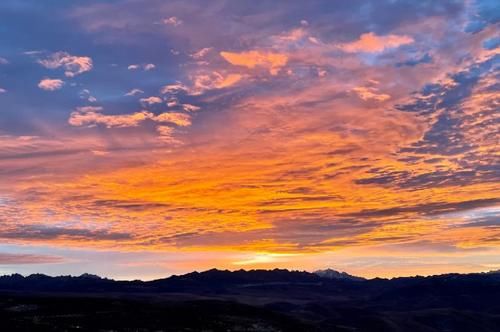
[68,106,192,129]
[68,107,153,128]
[153,112,192,127]
[190,72,242,94]
[220,50,288,75]
[339,32,414,53]
[352,86,391,102]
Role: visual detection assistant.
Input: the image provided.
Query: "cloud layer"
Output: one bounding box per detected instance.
[0,0,498,279]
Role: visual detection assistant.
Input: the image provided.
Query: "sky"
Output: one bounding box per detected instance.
[0,0,499,280]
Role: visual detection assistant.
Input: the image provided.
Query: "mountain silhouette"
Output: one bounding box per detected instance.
[1,269,500,331]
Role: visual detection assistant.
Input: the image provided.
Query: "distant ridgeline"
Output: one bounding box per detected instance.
[0,268,498,293]
[2,269,500,331]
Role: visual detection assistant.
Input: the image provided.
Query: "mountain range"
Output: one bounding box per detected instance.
[1,269,499,331]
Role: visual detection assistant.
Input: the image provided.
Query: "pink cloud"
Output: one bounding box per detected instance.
[191,47,213,59]
[38,78,64,91]
[166,98,179,107]
[160,82,189,94]
[156,125,180,143]
[0,253,63,265]
[91,150,110,156]
[38,52,93,77]
[163,16,182,27]
[182,104,201,112]
[140,96,163,105]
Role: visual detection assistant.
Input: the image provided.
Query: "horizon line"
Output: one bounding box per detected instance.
[2,267,499,282]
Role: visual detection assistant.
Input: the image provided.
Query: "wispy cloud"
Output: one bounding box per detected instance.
[0,253,63,265]
[128,63,156,71]
[125,88,144,96]
[338,32,414,53]
[163,16,182,27]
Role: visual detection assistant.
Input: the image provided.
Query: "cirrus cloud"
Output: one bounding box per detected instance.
[0,253,63,265]
[125,88,144,96]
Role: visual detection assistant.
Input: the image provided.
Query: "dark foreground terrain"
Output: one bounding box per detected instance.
[1,269,500,331]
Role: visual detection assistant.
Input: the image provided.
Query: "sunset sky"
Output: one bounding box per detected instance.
[0,0,498,280]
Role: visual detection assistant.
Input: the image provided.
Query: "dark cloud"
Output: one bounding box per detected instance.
[0,148,86,160]
[356,55,500,190]
[396,53,432,67]
[0,225,132,241]
[355,170,410,185]
[91,199,171,211]
[344,198,500,218]
[459,215,500,229]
